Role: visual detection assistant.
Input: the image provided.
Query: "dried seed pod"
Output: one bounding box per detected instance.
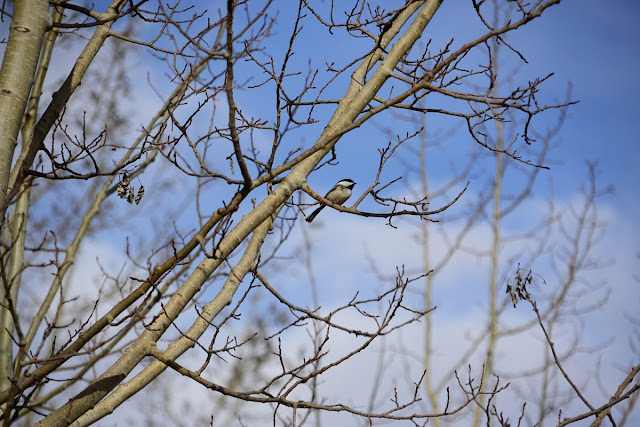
[117,181,127,199]
[135,186,144,205]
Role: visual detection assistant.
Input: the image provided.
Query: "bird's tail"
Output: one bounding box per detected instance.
[305,205,324,223]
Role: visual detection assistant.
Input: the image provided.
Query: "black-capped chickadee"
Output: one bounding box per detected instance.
[305,178,356,223]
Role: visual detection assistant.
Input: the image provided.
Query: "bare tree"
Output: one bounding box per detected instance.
[0,0,635,425]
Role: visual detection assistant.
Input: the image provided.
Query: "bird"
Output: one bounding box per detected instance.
[305,178,356,223]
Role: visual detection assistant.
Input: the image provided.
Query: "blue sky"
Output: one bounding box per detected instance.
[2,1,639,425]
[517,1,639,210]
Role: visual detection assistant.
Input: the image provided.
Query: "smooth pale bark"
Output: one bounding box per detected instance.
[0,0,48,219]
[0,8,63,394]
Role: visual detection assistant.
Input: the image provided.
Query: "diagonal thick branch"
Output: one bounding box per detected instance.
[31,2,446,425]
